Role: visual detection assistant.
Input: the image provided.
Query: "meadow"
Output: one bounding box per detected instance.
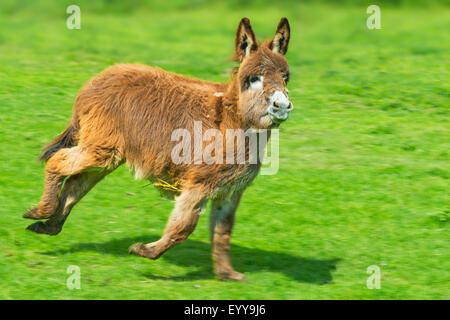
[0,0,448,299]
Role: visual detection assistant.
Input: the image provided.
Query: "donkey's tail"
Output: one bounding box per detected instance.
[39,120,77,162]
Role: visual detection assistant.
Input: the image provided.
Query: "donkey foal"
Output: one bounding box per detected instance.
[24,17,293,282]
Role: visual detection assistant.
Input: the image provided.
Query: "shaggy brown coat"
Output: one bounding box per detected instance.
[24,17,292,282]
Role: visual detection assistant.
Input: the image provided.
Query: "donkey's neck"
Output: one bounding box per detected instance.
[218,78,244,130]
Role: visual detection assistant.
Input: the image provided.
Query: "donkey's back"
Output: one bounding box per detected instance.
[73,63,224,135]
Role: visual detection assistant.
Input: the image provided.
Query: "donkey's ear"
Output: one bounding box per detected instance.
[269,17,290,55]
[234,18,258,62]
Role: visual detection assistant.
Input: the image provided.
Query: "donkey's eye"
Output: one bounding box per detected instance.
[244,74,263,90]
[249,75,262,83]
[283,75,290,84]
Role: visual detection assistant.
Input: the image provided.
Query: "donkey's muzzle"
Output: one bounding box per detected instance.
[268,91,293,123]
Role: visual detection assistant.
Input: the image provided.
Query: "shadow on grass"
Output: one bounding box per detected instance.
[42,235,339,284]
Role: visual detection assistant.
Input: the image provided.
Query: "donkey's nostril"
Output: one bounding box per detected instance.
[287,102,293,111]
[272,101,280,109]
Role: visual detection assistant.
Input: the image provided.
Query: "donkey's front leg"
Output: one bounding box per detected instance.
[129,187,207,260]
[210,191,248,282]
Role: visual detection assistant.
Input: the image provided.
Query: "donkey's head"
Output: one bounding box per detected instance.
[233,17,293,129]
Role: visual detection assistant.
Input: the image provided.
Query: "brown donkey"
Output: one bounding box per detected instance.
[24,17,293,281]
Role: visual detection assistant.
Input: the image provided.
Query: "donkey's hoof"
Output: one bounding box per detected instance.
[128,242,160,260]
[26,221,60,235]
[218,270,249,283]
[128,242,149,257]
[23,207,41,220]
[128,242,144,255]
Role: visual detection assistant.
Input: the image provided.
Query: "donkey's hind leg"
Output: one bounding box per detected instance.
[24,146,91,220]
[26,170,110,235]
[129,187,208,259]
[24,145,118,221]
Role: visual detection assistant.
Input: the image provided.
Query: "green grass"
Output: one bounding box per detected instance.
[0,1,449,299]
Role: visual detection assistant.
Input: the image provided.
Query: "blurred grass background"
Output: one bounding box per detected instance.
[0,0,448,299]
